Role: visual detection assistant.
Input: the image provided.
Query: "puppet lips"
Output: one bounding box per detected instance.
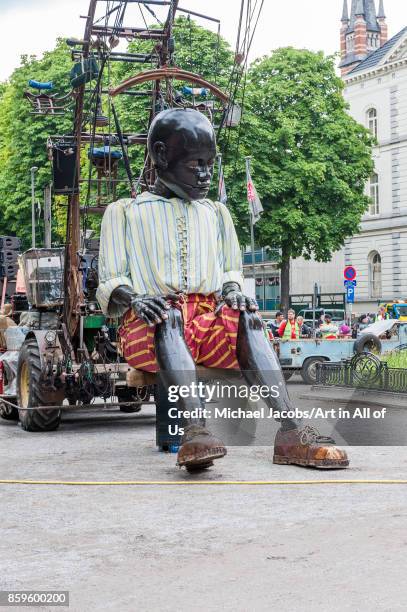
[186,182,211,192]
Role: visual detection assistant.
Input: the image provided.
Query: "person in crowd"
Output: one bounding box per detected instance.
[319,313,339,339]
[338,324,351,338]
[269,310,284,337]
[376,306,390,321]
[278,309,299,340]
[317,310,325,327]
[296,315,312,338]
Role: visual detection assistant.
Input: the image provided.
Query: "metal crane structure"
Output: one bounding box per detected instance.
[5,0,264,432]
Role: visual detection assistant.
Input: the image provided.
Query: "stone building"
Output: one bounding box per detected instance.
[340,0,407,311]
[245,0,407,315]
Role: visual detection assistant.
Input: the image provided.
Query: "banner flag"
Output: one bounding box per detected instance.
[217,154,227,205]
[245,161,263,224]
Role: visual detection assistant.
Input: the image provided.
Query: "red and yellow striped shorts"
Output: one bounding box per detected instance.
[118,293,240,372]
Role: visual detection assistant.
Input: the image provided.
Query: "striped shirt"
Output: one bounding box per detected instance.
[96,191,244,317]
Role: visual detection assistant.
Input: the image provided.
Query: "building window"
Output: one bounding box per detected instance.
[367,108,378,138]
[254,273,280,311]
[367,33,379,51]
[369,172,379,215]
[368,251,382,298]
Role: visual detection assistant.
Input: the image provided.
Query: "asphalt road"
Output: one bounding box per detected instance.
[1,378,407,611]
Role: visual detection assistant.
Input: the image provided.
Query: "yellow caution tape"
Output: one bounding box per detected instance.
[0,479,406,486]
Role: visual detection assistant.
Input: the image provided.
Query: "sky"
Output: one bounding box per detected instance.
[1,0,406,81]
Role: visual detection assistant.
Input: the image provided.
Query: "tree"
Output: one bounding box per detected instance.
[0,41,73,246]
[226,47,374,311]
[0,19,235,245]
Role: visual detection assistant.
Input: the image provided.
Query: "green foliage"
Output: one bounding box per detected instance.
[0,40,73,247]
[228,47,374,260]
[0,18,234,245]
[382,350,407,369]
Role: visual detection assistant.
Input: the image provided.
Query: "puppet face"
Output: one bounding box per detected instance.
[149,108,217,201]
[159,144,216,201]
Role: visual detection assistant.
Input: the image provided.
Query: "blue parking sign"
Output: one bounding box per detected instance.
[346,284,355,303]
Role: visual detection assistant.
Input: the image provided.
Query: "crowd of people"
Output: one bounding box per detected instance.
[267,303,402,342]
[268,310,351,341]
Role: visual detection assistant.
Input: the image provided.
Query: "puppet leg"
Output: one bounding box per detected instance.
[154,308,226,471]
[236,312,349,469]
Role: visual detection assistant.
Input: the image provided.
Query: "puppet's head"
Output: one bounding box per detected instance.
[148,108,216,201]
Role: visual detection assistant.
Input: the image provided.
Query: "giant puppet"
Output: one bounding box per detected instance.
[97,108,349,471]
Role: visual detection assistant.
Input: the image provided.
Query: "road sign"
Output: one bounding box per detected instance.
[344,280,357,287]
[346,284,355,303]
[344,266,357,282]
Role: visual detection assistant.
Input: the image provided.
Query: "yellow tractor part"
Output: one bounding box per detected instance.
[382,302,407,321]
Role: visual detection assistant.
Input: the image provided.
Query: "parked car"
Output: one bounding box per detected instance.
[297,308,345,329]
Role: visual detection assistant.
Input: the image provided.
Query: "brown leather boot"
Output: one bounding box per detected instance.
[177,425,227,472]
[273,425,349,469]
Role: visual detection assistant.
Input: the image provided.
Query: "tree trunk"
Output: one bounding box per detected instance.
[280,249,290,315]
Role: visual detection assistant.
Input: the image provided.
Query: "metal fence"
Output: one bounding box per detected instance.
[315,353,407,394]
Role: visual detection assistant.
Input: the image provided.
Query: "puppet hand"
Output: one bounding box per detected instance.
[221,282,258,312]
[131,293,180,326]
[110,285,136,310]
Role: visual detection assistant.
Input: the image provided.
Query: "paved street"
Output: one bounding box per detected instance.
[1,379,407,611]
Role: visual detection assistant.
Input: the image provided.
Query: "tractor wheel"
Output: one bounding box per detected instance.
[17,337,62,432]
[0,399,19,421]
[283,370,294,382]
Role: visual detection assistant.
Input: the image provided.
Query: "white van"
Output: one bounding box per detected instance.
[297,308,345,329]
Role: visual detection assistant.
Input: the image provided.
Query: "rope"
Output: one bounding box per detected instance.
[138,3,152,36]
[111,101,136,195]
[0,479,406,486]
[143,3,163,27]
[213,22,221,87]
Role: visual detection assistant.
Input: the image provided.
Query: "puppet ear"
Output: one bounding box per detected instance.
[152,141,168,170]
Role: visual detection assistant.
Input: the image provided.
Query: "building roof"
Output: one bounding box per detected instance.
[341,0,349,22]
[347,0,380,33]
[377,0,386,19]
[348,26,407,75]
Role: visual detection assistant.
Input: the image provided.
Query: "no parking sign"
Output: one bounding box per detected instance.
[344,266,357,305]
[343,266,357,282]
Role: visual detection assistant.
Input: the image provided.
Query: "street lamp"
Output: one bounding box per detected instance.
[30,166,38,248]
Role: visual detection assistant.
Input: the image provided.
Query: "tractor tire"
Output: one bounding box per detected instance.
[17,337,62,432]
[301,357,326,385]
[283,370,294,382]
[0,399,19,421]
[353,333,382,355]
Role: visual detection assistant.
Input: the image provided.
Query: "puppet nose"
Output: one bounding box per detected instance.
[198,168,211,181]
